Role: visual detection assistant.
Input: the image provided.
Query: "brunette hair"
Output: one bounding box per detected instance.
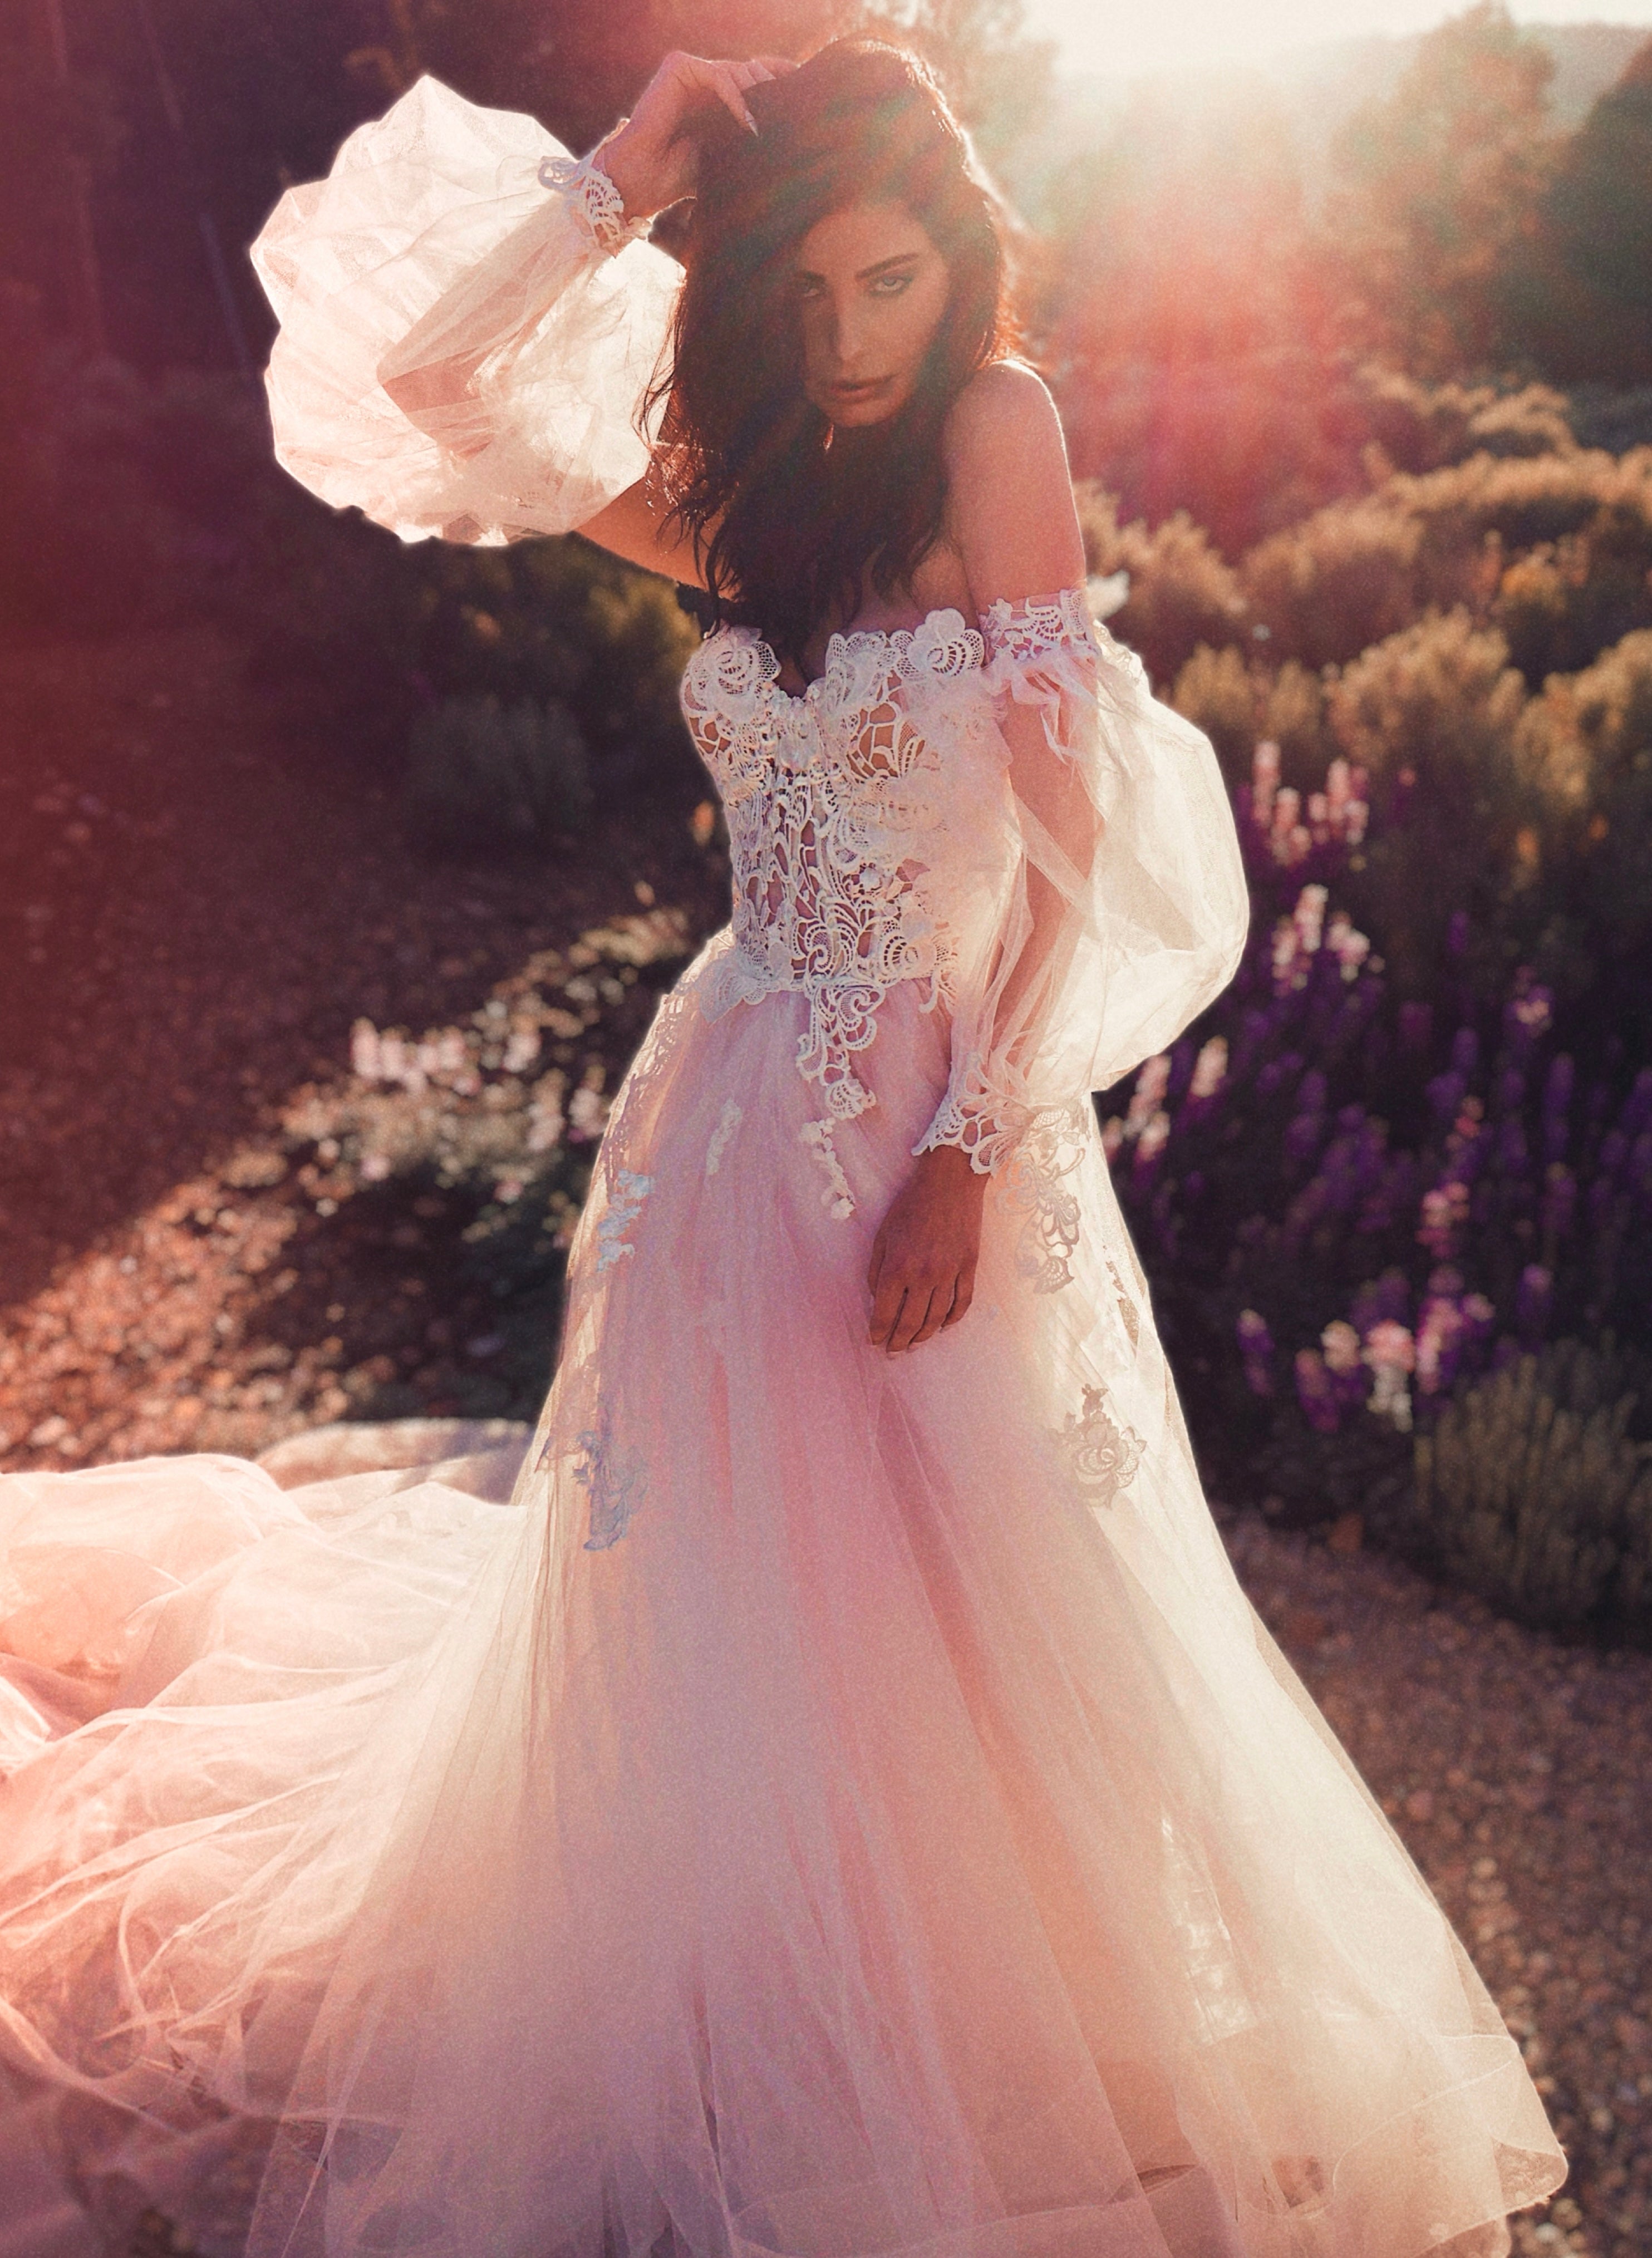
[646,39,1015,672]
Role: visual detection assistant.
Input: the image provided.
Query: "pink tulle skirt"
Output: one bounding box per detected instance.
[0,936,1564,2256]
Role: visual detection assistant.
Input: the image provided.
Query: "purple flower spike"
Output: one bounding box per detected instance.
[1541,1165,1576,1244]
[1350,1270,1412,1334]
[1425,1070,1467,1126]
[1515,1263,1553,1342]
[1295,1347,1343,1434]
[1237,1308,1275,1398]
[1399,1001,1434,1054]
[1620,1070,1652,1140]
[1451,1027,1479,1079]
[1493,1066,1526,1118]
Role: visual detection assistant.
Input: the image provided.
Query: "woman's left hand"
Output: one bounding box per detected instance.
[867,1146,986,1354]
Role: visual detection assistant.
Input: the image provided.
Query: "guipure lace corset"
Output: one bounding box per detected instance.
[680,607,1007,1128]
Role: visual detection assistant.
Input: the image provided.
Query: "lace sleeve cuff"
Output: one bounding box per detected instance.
[979,582,1149,701]
[536,132,653,259]
[911,1065,1079,1178]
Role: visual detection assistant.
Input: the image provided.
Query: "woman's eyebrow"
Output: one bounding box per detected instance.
[791,249,925,286]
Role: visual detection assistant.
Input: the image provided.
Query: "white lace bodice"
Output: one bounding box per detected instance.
[681,608,1009,1133]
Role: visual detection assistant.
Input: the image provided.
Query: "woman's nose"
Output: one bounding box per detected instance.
[828,295,871,367]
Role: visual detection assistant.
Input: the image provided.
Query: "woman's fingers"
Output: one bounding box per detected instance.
[670,50,800,134]
[906,1281,956,1350]
[888,1281,943,1354]
[869,1265,907,1350]
[676,53,762,132]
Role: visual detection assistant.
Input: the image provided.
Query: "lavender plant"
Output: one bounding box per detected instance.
[1108,735,1652,1639]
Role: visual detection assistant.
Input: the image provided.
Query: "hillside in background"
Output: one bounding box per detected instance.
[1007,17,1649,213]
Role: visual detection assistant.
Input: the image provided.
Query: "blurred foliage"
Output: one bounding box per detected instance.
[1414,1342,1652,1635]
[0,0,1046,374]
[405,696,594,852]
[281,911,694,1411]
[1506,41,1652,387]
[1323,3,1556,379]
[1075,487,1250,687]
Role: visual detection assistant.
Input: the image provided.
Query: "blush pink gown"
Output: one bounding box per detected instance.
[0,75,1565,2258]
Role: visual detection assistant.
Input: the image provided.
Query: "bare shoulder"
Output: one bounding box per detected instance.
[942,360,1066,480]
[942,361,1083,604]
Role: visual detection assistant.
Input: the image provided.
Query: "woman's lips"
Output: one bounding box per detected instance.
[827,377,891,402]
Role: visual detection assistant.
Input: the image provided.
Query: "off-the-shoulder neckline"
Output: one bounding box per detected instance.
[705,591,1091,706]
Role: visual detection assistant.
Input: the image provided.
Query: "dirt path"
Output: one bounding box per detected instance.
[0,625,724,1467]
[1,628,1646,2255]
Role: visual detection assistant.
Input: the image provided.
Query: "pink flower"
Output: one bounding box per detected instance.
[1364,1320,1415,1375]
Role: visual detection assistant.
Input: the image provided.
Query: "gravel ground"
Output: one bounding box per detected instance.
[0,625,724,1469]
[3,627,1648,2255]
[1218,1507,1652,2256]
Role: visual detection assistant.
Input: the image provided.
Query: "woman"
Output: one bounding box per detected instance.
[0,38,1565,2258]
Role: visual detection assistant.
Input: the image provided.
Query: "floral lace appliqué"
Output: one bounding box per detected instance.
[572,1408,647,1551]
[594,1168,653,1271]
[799,1117,856,1221]
[999,1105,1092,1293]
[705,1099,744,1180]
[1059,1385,1145,1507]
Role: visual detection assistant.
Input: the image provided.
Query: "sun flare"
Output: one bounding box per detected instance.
[1026,0,1652,83]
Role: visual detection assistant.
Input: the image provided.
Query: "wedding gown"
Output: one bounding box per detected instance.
[0,74,1566,2258]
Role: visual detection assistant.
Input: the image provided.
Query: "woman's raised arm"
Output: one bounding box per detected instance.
[252,56,791,563]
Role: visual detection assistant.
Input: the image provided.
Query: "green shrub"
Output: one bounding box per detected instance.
[404,695,593,853]
[1170,645,1257,781]
[1324,609,1553,986]
[1515,627,1652,952]
[414,535,700,771]
[1414,1342,1652,1633]
[1076,484,1250,686]
[1398,445,1652,583]
[1495,519,1652,688]
[1171,648,1330,791]
[1242,496,1424,670]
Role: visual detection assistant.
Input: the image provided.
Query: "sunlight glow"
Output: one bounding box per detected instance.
[1028,0,1652,83]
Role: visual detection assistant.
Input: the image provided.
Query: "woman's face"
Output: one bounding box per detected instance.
[791,201,951,428]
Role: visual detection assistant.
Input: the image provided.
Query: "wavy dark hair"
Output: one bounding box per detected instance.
[645,40,1016,674]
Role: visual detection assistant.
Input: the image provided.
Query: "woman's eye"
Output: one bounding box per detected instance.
[870,273,913,296]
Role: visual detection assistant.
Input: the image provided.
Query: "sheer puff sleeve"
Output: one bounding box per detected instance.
[249,75,681,547]
[913,586,1248,1213]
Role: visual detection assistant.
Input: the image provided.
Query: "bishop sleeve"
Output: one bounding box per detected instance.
[248,75,682,545]
[914,588,1248,1268]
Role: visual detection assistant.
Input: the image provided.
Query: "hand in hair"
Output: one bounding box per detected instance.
[598,51,797,223]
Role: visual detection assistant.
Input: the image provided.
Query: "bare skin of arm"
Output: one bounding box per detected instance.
[867,363,1088,1355]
